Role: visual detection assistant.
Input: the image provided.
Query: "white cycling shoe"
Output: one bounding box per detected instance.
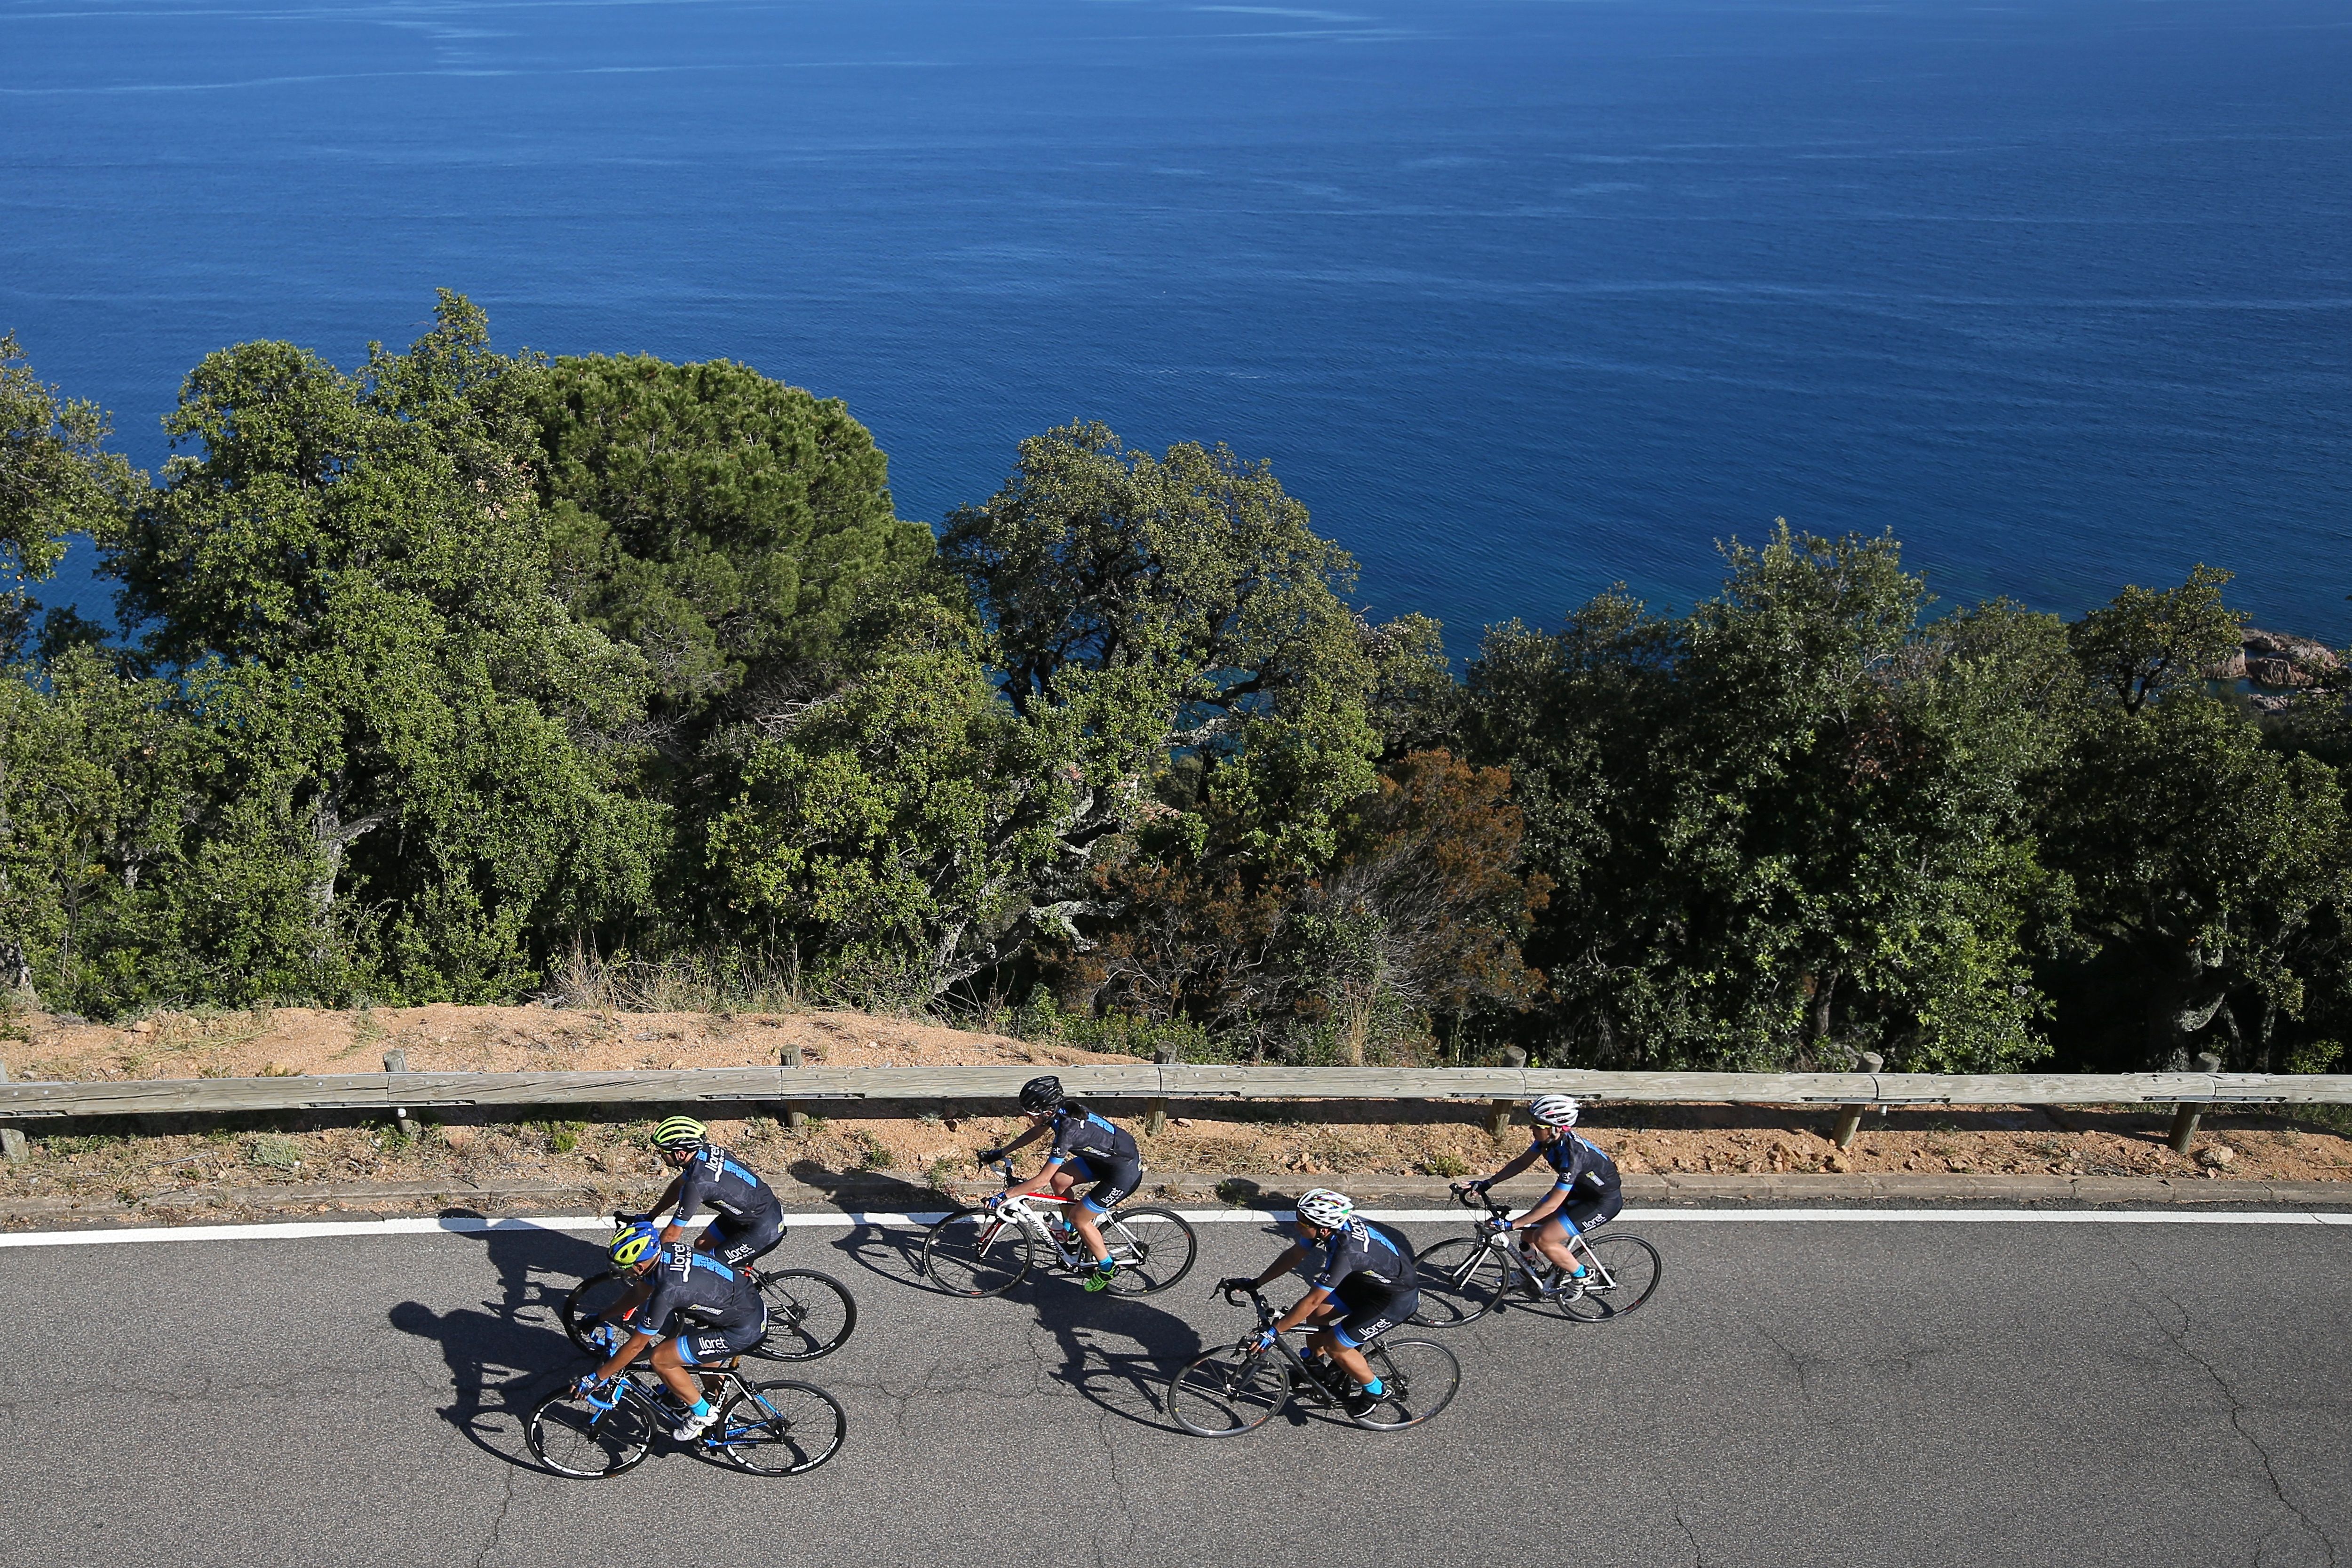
[671,1406,718,1441]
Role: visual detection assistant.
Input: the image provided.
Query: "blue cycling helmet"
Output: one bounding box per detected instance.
[609,1220,662,1269]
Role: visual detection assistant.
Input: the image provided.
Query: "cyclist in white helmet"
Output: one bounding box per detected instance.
[1215,1188,1420,1417]
[1453,1094,1621,1290]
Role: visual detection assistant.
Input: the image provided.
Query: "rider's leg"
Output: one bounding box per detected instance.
[1067,1197,1111,1266]
[1531,1213,1583,1275]
[646,1336,706,1408]
[1308,1326,1376,1389]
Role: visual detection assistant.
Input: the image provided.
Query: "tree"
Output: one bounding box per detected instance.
[1465,526,2070,1071]
[527,354,930,724]
[0,331,144,655]
[2042,573,2352,1067]
[95,293,666,1001]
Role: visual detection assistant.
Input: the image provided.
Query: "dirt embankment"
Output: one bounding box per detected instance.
[2,1004,2348,1220]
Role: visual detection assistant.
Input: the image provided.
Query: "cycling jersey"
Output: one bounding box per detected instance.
[1309,1217,1419,1300]
[1046,1107,1138,1170]
[1047,1107,1141,1215]
[1534,1133,1622,1235]
[668,1145,782,1231]
[621,1245,766,1343]
[1535,1132,1621,1200]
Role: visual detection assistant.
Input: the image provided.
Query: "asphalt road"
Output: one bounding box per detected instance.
[1,1213,2346,1568]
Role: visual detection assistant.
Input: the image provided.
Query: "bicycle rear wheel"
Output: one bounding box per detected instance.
[922,1209,1035,1297]
[750,1269,857,1360]
[1350,1338,1460,1431]
[713,1379,847,1475]
[1100,1207,1198,1296]
[558,1270,634,1354]
[1166,1350,1287,1437]
[526,1385,655,1477]
[1559,1233,1662,1322]
[1409,1236,1508,1328]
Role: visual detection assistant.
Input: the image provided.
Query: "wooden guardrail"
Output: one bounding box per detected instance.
[1,1062,2347,1120]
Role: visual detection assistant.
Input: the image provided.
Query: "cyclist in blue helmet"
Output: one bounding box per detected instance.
[577,1220,768,1441]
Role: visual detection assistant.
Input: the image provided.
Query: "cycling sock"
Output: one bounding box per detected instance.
[1361,1377,1384,1396]
[1570,1265,1589,1278]
[689,1397,710,1418]
[1095,1257,1116,1272]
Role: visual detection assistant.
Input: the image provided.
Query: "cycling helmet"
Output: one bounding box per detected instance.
[1294,1188,1355,1228]
[1018,1075,1065,1114]
[609,1220,662,1269]
[1529,1094,1580,1128]
[650,1115,707,1151]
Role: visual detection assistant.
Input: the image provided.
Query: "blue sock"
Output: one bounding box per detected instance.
[1362,1377,1384,1396]
[1571,1264,1588,1278]
[1096,1256,1116,1272]
[689,1397,710,1417]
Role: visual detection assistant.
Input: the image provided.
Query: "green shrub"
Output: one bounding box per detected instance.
[1422,1153,1470,1179]
[246,1134,302,1170]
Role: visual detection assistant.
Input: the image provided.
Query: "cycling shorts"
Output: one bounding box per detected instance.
[1056,1154,1143,1215]
[699,1213,784,1269]
[1536,1187,1622,1238]
[675,1314,767,1366]
[1329,1285,1417,1351]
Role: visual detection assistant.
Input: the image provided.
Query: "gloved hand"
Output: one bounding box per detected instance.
[572,1374,618,1409]
[1249,1328,1278,1353]
[1215,1276,1255,1295]
[976,1147,1005,1164]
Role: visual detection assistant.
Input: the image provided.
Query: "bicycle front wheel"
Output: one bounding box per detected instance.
[922,1208,1035,1297]
[1351,1338,1460,1431]
[1409,1236,1508,1328]
[526,1385,655,1478]
[1166,1350,1287,1437]
[1100,1206,1199,1296]
[1560,1233,1663,1322]
[559,1270,634,1354]
[714,1379,847,1475]
[751,1269,858,1360]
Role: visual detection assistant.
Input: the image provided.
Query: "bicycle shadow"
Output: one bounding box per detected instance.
[784,1162,949,1293]
[387,1219,609,1471]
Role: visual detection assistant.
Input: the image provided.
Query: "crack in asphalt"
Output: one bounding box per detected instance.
[2144,1291,2338,1568]
[1672,1504,1712,1568]
[472,1466,519,1568]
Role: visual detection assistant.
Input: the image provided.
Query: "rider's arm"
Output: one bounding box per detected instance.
[661,1163,708,1244]
[590,1327,658,1383]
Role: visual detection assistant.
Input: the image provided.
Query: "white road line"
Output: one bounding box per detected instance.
[0,1206,2346,1248]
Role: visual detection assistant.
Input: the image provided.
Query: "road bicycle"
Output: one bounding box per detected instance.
[560,1213,857,1361]
[921,1157,1199,1297]
[525,1353,845,1478]
[1165,1281,1461,1436]
[1409,1186,1662,1328]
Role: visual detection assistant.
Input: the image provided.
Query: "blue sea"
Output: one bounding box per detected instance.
[3,0,2348,645]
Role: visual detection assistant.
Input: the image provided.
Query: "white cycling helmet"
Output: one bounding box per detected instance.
[1294,1188,1355,1228]
[1529,1094,1580,1128]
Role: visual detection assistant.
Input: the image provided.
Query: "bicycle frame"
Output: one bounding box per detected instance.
[1222,1287,1368,1408]
[973,1158,1139,1272]
[1437,1193,1626,1301]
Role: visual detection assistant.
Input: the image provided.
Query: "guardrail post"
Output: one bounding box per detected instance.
[780,1044,806,1130]
[1146,1045,1175,1137]
[384,1048,414,1140]
[0,1061,24,1162]
[2169,1051,2222,1154]
[1488,1048,1527,1141]
[1832,1052,1883,1149]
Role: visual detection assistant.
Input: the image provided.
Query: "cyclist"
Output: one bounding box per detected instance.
[977,1075,1141,1292]
[609,1114,784,1319]
[577,1221,768,1441]
[1452,1093,1621,1292]
[1216,1187,1419,1418]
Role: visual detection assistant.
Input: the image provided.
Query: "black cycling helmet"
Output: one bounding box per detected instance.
[1018,1075,1065,1114]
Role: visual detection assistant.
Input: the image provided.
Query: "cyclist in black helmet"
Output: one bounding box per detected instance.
[978,1075,1142,1292]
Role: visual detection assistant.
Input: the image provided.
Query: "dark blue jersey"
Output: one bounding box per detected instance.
[1536,1133,1621,1200]
[668,1145,782,1229]
[622,1245,765,1338]
[1309,1217,1418,1297]
[1047,1107,1138,1170]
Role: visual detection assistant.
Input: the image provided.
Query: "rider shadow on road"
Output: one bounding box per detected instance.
[1021,1271,1212,1434]
[387,1221,609,1470]
[781,1161,946,1291]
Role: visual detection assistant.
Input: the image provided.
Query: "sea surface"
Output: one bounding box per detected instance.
[3,0,2348,645]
